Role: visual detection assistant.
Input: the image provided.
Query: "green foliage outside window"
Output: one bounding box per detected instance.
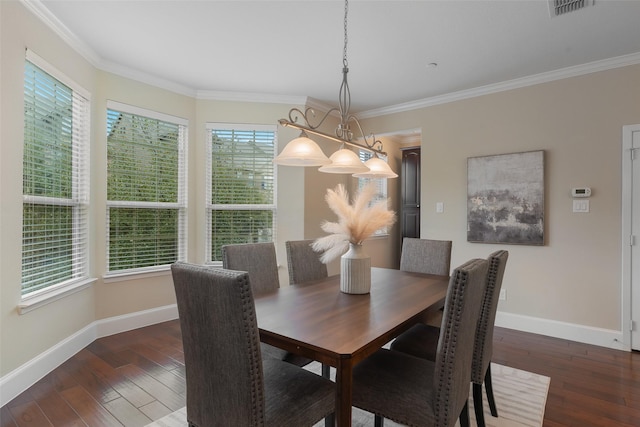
[108,208,179,271]
[210,210,274,261]
[22,205,73,292]
[22,59,87,295]
[209,129,275,262]
[107,109,183,271]
[107,113,179,202]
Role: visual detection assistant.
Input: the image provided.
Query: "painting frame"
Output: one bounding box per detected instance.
[467,150,544,245]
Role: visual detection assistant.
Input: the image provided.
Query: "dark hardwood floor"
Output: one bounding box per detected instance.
[1,320,639,426]
[492,328,640,427]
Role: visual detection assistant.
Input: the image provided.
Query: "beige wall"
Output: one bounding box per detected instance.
[360,65,640,333]
[1,0,98,377]
[2,0,638,389]
[194,98,309,281]
[92,73,197,321]
[302,133,402,275]
[1,1,396,380]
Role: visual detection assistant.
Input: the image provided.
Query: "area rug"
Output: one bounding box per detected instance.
[146,362,549,427]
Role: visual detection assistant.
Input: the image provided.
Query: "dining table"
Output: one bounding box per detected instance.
[253,267,449,427]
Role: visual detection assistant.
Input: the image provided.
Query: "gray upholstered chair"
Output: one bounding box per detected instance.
[171,263,335,427]
[390,250,509,427]
[400,237,452,276]
[221,242,312,367]
[285,239,332,381]
[285,239,328,285]
[221,242,280,295]
[351,258,489,427]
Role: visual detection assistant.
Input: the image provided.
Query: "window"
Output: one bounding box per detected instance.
[22,51,90,296]
[106,102,187,274]
[358,150,390,236]
[206,124,276,263]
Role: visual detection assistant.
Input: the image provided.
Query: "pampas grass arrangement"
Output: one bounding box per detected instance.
[312,183,396,264]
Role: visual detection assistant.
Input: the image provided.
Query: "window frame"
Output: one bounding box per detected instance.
[104,101,188,277]
[20,50,93,311]
[358,149,390,237]
[205,123,278,264]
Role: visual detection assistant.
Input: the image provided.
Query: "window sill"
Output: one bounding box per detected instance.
[19,277,97,315]
[103,266,171,283]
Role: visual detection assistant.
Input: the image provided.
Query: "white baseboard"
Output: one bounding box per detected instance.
[94,304,179,338]
[0,304,178,407]
[0,322,97,408]
[1,306,628,407]
[495,311,629,351]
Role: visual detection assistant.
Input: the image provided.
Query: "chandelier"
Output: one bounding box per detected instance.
[274,0,397,179]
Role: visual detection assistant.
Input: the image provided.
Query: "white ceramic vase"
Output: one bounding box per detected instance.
[340,243,371,294]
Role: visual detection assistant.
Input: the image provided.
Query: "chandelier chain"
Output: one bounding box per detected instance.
[276,0,394,170]
[343,0,349,68]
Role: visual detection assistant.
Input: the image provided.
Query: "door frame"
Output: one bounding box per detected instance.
[621,124,640,350]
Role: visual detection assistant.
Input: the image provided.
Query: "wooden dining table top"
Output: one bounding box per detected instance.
[253,267,449,427]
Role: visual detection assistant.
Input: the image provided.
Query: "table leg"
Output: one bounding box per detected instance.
[322,364,335,426]
[335,358,353,427]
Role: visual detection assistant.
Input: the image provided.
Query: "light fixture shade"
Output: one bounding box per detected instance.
[318,148,369,174]
[273,135,331,166]
[353,157,398,178]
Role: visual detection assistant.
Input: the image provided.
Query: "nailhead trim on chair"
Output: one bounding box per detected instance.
[236,270,264,425]
[435,265,467,425]
[471,250,508,385]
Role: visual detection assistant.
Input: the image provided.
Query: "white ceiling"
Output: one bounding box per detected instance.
[32,0,640,114]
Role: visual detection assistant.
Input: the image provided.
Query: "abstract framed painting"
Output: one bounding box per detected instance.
[467,150,544,245]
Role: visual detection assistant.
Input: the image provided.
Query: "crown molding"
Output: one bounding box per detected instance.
[23,0,301,104]
[359,52,640,119]
[196,90,307,106]
[303,97,336,114]
[23,0,640,116]
[21,0,101,67]
[101,61,198,98]
[21,0,193,99]
[377,128,422,146]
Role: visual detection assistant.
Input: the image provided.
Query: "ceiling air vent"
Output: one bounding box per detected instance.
[549,0,594,17]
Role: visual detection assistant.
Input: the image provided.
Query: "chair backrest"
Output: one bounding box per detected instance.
[472,250,509,384]
[171,263,265,426]
[285,239,328,285]
[432,258,488,425]
[400,237,452,276]
[221,242,280,294]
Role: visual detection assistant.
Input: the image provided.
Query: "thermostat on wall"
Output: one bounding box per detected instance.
[572,187,591,198]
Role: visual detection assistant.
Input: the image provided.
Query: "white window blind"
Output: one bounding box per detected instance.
[106,101,187,274]
[22,51,90,296]
[205,124,277,263]
[358,150,389,236]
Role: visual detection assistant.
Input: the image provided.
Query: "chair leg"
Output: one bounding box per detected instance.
[322,363,331,378]
[321,364,333,427]
[459,400,470,427]
[374,414,384,427]
[473,383,485,427]
[322,363,336,427]
[484,364,499,417]
[324,413,334,427]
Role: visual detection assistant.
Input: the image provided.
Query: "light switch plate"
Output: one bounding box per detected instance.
[436,202,444,213]
[573,199,590,213]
